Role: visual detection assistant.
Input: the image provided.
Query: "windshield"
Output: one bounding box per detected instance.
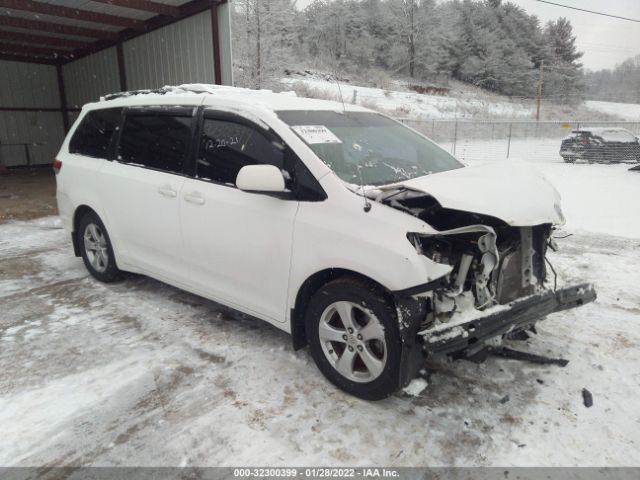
[277,110,463,186]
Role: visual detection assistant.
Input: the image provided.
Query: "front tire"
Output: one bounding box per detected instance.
[77,211,123,283]
[305,277,402,400]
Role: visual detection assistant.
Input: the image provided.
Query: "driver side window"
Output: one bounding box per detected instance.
[196,118,288,187]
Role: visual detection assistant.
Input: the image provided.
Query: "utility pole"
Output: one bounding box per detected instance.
[535,60,544,121]
[408,1,415,78]
[255,0,261,89]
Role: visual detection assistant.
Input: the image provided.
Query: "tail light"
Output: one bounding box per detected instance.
[52,159,62,174]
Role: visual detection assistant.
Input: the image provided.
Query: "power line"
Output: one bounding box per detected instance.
[535,1,640,23]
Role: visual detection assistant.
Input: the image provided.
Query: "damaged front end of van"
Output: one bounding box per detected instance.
[375,162,597,385]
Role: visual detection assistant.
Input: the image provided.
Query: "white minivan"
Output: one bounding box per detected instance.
[55,84,595,399]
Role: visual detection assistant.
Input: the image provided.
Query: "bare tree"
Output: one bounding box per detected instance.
[233,0,299,88]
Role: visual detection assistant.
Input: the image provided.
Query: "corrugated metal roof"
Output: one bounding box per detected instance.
[1,8,122,34]
[0,0,218,61]
[0,25,89,44]
[38,0,160,22]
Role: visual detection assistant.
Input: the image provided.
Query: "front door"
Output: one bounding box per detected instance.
[180,114,299,322]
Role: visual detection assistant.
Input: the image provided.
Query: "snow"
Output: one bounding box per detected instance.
[282,77,640,123]
[92,83,370,117]
[585,101,640,121]
[423,302,512,339]
[2,145,640,466]
[282,77,538,120]
[535,163,640,239]
[167,81,640,127]
[569,127,638,142]
[461,157,640,240]
[402,378,428,397]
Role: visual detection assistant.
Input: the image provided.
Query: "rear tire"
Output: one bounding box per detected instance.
[305,277,402,400]
[562,156,575,163]
[77,211,123,283]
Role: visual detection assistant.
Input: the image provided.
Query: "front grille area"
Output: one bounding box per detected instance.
[492,225,550,304]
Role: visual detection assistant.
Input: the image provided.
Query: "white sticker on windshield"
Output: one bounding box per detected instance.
[291,125,342,144]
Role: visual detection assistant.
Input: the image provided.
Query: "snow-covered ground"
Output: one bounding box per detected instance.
[463,159,640,240]
[585,101,640,121]
[439,138,564,165]
[1,159,640,466]
[282,76,640,122]
[282,77,538,120]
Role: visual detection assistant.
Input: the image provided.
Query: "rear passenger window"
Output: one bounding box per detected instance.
[197,119,285,185]
[69,108,122,158]
[117,114,192,174]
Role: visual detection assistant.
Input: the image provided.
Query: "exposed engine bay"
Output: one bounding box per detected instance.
[382,189,550,320]
[411,223,549,327]
[375,187,596,371]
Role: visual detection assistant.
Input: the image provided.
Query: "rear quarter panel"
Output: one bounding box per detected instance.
[55,109,116,256]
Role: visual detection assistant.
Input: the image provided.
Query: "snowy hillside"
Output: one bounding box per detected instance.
[281,77,534,120]
[280,75,633,122]
[585,101,640,121]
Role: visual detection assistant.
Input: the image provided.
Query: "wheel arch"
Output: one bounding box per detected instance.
[290,268,393,351]
[71,204,99,257]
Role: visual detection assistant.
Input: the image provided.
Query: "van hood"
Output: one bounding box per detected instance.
[378,161,564,227]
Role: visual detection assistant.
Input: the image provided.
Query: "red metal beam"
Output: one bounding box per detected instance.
[0,16,119,40]
[0,42,69,58]
[63,0,224,64]
[116,42,127,90]
[90,0,180,17]
[211,4,221,85]
[0,106,73,111]
[56,63,70,133]
[0,52,57,64]
[0,0,143,29]
[0,30,92,49]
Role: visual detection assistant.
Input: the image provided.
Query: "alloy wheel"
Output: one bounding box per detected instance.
[83,223,109,273]
[318,301,387,383]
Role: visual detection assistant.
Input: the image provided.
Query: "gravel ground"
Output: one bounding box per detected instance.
[0,169,57,224]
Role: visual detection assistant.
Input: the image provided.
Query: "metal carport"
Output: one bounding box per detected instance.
[0,0,232,169]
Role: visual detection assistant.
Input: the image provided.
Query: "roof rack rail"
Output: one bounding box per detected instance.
[100,84,280,102]
[102,86,183,101]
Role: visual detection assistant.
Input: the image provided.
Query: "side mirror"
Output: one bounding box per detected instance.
[236,164,286,193]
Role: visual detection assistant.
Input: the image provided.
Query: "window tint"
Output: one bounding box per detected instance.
[69,108,122,158]
[197,119,285,185]
[117,114,192,174]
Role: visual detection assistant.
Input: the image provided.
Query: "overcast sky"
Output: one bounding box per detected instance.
[294,0,640,70]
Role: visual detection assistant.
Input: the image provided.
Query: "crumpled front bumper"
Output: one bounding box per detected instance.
[421,283,597,355]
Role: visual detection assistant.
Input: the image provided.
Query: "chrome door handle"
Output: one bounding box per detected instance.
[184,192,205,205]
[158,185,177,198]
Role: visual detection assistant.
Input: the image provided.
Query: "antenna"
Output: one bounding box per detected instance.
[332,61,369,212]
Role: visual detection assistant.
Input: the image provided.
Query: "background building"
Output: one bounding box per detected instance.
[0,0,233,168]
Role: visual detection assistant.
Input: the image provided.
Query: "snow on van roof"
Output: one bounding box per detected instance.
[572,127,633,134]
[90,83,370,113]
[569,127,638,143]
